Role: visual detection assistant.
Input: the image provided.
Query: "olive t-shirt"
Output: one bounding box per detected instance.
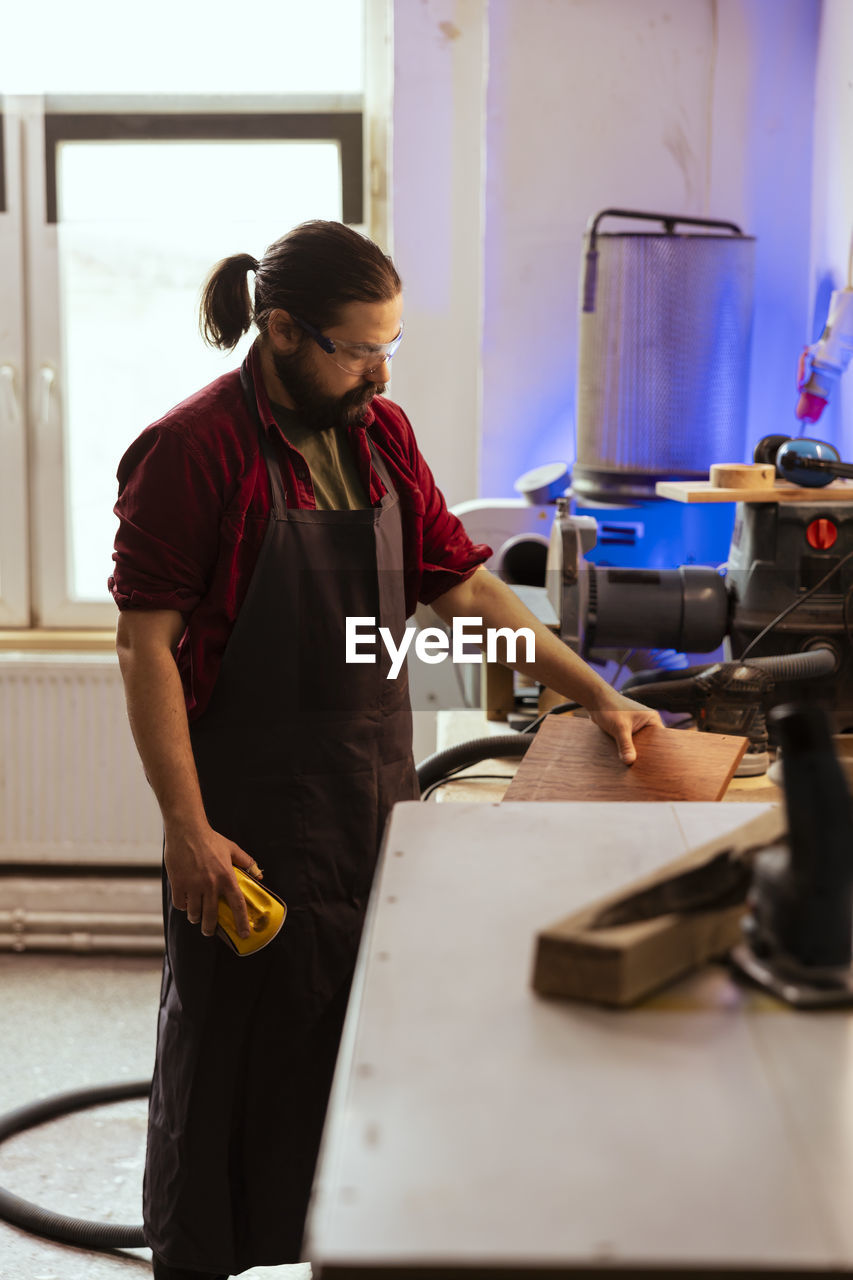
[271,404,369,511]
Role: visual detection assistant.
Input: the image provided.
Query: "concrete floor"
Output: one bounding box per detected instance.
[0,952,311,1280]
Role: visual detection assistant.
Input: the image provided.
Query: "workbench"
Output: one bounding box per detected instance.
[306,800,853,1276]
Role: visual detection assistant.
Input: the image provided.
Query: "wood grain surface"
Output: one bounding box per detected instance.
[502,715,748,802]
[656,477,853,504]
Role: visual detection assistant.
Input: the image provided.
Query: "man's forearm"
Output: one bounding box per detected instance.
[116,610,253,936]
[432,567,613,709]
[117,642,208,833]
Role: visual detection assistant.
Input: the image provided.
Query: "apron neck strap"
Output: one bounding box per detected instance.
[364,432,395,499]
[240,360,289,514]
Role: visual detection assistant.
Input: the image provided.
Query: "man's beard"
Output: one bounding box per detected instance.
[271,344,385,431]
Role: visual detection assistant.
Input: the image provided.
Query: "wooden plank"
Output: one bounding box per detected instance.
[656,477,853,503]
[532,806,786,1006]
[502,714,748,802]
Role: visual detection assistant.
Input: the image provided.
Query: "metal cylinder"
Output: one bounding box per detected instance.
[574,209,756,503]
[584,564,729,653]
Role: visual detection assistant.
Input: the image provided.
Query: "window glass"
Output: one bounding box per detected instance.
[1,0,363,94]
[57,140,342,600]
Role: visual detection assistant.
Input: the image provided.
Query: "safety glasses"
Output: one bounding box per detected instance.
[289,313,404,375]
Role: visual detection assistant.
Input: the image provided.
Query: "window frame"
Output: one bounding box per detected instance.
[43,106,364,226]
[0,105,31,626]
[4,91,367,629]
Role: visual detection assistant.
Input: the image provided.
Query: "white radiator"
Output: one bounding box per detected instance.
[0,654,161,867]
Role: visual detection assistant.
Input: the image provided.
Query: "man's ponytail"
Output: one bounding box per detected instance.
[198,253,259,351]
[198,223,401,351]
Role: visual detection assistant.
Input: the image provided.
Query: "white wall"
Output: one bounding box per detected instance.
[392,0,823,504]
[727,0,822,468]
[389,0,488,509]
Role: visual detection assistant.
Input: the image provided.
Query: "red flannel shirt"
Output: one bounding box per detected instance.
[109,343,491,720]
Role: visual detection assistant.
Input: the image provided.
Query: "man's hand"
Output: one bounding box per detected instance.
[164,821,259,939]
[585,688,662,766]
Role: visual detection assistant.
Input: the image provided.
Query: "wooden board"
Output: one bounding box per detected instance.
[532,806,786,1006]
[656,477,853,503]
[502,714,748,802]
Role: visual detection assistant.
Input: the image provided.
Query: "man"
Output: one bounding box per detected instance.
[110,220,658,1279]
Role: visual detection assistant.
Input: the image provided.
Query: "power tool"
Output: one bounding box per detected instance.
[545,486,848,754]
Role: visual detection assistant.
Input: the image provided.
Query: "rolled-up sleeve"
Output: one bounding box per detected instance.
[392,411,491,605]
[417,472,491,604]
[109,425,222,615]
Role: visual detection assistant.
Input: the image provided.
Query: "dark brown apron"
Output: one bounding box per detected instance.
[143,360,419,1274]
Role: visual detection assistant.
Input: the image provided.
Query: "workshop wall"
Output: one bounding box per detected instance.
[390,0,488,516]
[391,0,823,507]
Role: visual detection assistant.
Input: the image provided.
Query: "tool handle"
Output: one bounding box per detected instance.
[779,452,853,480]
[586,208,744,241]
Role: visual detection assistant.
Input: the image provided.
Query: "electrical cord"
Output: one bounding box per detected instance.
[739,547,853,659]
[521,701,581,736]
[422,772,517,801]
[611,648,636,690]
[843,583,853,649]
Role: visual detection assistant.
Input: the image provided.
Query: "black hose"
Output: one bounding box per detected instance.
[0,1080,149,1250]
[738,648,837,680]
[623,677,709,709]
[416,734,532,794]
[621,647,836,691]
[617,650,837,712]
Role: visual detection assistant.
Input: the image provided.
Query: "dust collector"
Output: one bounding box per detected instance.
[573,208,756,506]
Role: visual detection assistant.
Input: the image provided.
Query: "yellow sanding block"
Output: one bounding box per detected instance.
[217,867,287,956]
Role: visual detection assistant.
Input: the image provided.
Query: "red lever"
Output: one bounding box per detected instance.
[806,518,838,550]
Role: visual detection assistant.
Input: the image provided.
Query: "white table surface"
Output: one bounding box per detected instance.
[306,801,853,1276]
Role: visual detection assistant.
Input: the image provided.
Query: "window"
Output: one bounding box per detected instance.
[0,0,382,629]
